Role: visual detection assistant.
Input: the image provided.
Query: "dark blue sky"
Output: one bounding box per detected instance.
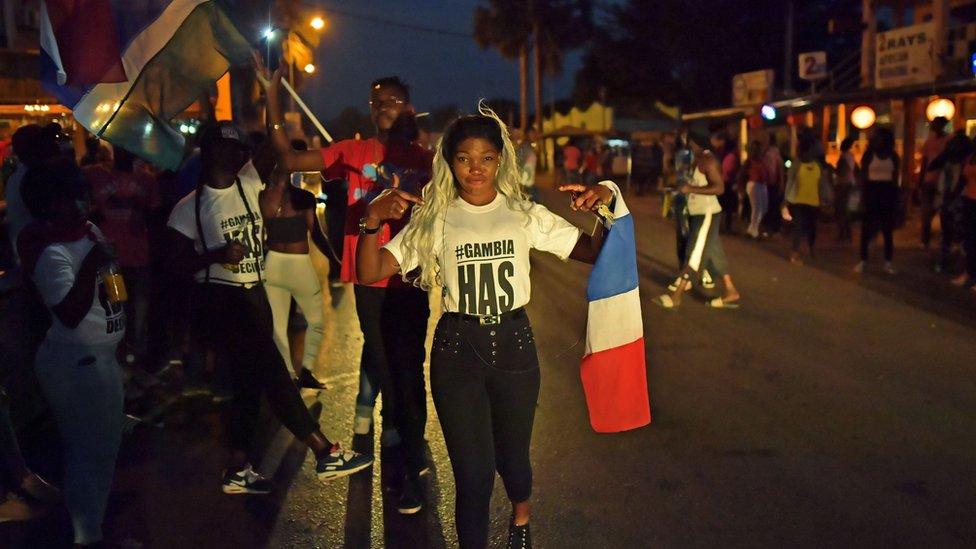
[301,0,582,119]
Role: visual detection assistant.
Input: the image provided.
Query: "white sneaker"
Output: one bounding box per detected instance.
[853,261,866,274]
[883,262,897,275]
[353,415,372,435]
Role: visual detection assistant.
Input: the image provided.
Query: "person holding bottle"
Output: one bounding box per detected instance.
[17,157,126,547]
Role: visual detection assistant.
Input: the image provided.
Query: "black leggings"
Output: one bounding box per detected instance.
[861,182,898,262]
[381,287,431,475]
[194,284,320,458]
[790,203,818,253]
[430,313,540,549]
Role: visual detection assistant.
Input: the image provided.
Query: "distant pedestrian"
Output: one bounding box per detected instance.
[18,157,125,546]
[783,134,831,265]
[761,133,785,234]
[739,140,769,238]
[855,128,900,275]
[833,137,858,242]
[582,143,603,185]
[562,140,582,184]
[919,117,951,249]
[712,130,739,233]
[951,142,976,290]
[656,131,740,309]
[929,131,973,273]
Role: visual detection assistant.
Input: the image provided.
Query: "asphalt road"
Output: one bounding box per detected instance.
[5,187,976,548]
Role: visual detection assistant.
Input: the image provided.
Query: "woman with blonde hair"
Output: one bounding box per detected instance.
[357,105,616,549]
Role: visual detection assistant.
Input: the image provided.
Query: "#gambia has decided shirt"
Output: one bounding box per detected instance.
[384,193,581,316]
[167,161,265,286]
[33,226,126,346]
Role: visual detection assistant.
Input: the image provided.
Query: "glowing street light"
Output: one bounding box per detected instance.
[263,27,276,39]
[304,63,316,74]
[925,97,955,122]
[310,16,325,30]
[851,105,876,130]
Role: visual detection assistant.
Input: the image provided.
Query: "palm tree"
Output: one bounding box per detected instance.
[474,0,590,134]
[474,1,531,131]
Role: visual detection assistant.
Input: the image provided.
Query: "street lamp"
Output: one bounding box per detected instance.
[851,105,876,130]
[925,98,955,122]
[310,16,325,30]
[304,63,315,74]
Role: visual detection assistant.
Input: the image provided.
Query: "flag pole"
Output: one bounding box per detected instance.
[281,78,333,143]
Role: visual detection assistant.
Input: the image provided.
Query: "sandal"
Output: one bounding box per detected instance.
[653,295,678,309]
[706,297,740,309]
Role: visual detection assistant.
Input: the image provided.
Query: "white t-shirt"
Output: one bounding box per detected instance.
[167,162,265,285]
[384,193,581,315]
[33,227,126,346]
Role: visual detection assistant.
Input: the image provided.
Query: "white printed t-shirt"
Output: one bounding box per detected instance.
[384,193,581,316]
[167,161,265,285]
[33,226,126,346]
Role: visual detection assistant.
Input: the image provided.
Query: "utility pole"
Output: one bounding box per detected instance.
[784,0,795,95]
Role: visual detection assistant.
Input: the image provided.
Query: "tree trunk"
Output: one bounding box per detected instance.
[519,43,529,132]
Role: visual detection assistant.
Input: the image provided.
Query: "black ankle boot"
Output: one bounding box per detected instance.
[507,521,531,549]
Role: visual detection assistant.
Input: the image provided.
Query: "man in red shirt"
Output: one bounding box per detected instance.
[84,147,161,365]
[265,69,433,514]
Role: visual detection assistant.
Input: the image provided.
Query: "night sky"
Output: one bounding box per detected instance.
[301,1,582,119]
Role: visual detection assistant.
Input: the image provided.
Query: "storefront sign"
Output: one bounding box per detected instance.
[798,51,827,80]
[875,22,935,89]
[731,69,774,106]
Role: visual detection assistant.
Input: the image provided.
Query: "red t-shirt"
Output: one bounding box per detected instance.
[84,165,160,268]
[745,159,768,184]
[320,138,433,287]
[563,145,581,170]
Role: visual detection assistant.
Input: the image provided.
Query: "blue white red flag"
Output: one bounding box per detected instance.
[580,181,652,432]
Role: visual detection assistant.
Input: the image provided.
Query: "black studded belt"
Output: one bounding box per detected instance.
[444,308,527,326]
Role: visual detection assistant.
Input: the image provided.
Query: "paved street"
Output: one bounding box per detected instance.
[5,186,976,548]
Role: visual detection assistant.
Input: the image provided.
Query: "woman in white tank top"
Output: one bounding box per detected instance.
[856,128,900,275]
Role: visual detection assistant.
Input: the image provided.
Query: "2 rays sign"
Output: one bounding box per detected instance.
[875,22,936,89]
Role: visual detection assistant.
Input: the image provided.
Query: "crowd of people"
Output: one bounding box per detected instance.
[652,116,976,306]
[0,52,614,548]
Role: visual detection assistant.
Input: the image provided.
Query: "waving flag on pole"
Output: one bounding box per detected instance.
[40,0,252,170]
[580,181,651,433]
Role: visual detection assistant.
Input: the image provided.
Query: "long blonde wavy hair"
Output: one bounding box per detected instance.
[397,102,533,290]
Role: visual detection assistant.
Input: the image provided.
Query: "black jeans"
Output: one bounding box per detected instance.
[790,204,819,253]
[920,184,939,247]
[861,182,898,262]
[194,283,319,459]
[381,287,430,475]
[430,312,540,549]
